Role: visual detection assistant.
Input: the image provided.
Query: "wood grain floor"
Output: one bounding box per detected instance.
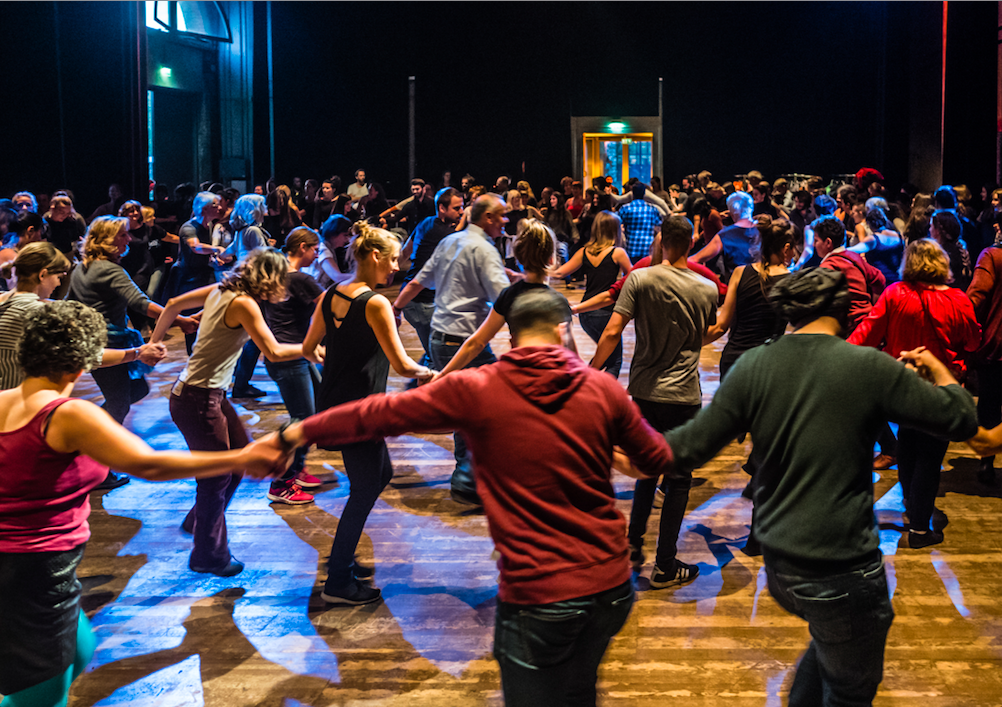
[55,282,1002,706]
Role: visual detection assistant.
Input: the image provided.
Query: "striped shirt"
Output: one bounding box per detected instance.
[0,292,42,389]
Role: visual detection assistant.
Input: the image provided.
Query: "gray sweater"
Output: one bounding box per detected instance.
[668,333,977,569]
[68,259,151,329]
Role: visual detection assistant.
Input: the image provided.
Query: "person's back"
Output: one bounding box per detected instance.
[618,264,717,403]
[717,223,758,280]
[697,334,973,562]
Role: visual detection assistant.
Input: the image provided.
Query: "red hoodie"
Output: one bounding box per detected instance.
[300,345,673,604]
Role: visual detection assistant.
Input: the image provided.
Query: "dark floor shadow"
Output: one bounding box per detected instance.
[73,588,329,706]
[941,457,1002,498]
[77,493,147,617]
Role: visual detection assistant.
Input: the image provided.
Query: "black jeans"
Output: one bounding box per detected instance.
[766,557,894,707]
[626,399,699,571]
[494,580,634,707]
[896,426,949,532]
[324,439,394,589]
[90,364,149,425]
[976,360,1002,466]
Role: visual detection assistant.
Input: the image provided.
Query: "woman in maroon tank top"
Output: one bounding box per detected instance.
[0,301,285,706]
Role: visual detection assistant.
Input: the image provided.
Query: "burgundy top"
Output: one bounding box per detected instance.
[848,281,981,374]
[967,247,1002,363]
[0,399,108,552]
[608,256,727,302]
[820,250,886,330]
[300,346,673,605]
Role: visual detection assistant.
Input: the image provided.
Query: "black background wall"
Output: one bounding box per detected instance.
[2,1,997,213]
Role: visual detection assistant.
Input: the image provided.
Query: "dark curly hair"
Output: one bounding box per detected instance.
[19,301,106,380]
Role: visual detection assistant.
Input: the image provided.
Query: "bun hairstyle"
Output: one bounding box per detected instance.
[0,241,70,282]
[513,219,555,276]
[348,220,398,268]
[768,267,850,331]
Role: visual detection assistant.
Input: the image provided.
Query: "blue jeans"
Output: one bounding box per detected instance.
[402,301,435,367]
[264,358,320,480]
[232,339,262,392]
[578,309,622,379]
[429,332,496,497]
[494,580,634,707]
[766,557,894,707]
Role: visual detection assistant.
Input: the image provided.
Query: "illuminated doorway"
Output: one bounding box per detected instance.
[571,116,662,191]
[582,133,654,190]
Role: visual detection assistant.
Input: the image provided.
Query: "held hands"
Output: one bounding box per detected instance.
[241,432,294,479]
[897,346,944,384]
[305,344,325,364]
[137,342,168,366]
[177,315,200,334]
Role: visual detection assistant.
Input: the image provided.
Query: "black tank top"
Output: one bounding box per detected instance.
[720,265,788,367]
[315,288,390,412]
[581,248,621,306]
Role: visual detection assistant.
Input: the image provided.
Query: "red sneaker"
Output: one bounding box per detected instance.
[295,470,323,488]
[267,483,314,505]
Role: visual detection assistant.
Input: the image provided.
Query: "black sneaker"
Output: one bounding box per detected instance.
[908,529,944,549]
[95,471,130,491]
[190,556,245,577]
[650,561,699,589]
[231,385,266,399]
[321,578,382,606]
[450,487,482,507]
[977,459,996,485]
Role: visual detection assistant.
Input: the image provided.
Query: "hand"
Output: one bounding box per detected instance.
[305,344,325,365]
[137,342,167,366]
[240,433,293,479]
[419,370,441,386]
[392,306,403,328]
[177,315,200,334]
[897,346,955,386]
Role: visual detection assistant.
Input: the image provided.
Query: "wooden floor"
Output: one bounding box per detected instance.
[54,282,1002,706]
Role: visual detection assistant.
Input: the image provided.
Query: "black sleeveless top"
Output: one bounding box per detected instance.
[720,265,788,368]
[581,248,621,307]
[315,288,390,412]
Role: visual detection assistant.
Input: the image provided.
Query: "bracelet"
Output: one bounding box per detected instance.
[129,347,139,363]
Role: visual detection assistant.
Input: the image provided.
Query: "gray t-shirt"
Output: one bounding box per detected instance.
[615,264,718,404]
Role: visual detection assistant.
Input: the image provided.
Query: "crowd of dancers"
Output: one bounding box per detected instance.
[2,166,1002,706]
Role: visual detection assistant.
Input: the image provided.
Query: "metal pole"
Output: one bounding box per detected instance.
[409,76,416,181]
[657,77,664,184]
[267,0,275,180]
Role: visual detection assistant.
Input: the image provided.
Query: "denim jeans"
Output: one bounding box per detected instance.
[169,383,246,569]
[896,426,949,532]
[578,309,622,379]
[264,358,320,480]
[402,301,435,367]
[232,339,262,392]
[766,557,894,707]
[494,580,634,707]
[324,439,394,590]
[429,333,496,497]
[626,399,699,571]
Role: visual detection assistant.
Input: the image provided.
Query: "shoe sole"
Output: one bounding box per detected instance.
[450,490,482,506]
[190,563,244,577]
[294,479,324,488]
[320,591,382,606]
[95,478,131,491]
[267,493,314,505]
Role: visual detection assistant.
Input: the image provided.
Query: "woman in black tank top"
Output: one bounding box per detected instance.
[549,211,631,378]
[303,222,432,606]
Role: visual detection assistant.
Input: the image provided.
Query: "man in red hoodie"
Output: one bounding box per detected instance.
[270,288,674,706]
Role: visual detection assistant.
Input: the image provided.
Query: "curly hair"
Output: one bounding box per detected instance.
[220,247,289,303]
[19,301,106,380]
[82,215,129,265]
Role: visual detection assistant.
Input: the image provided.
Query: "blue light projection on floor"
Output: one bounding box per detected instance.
[930,550,971,617]
[874,480,905,599]
[93,655,203,706]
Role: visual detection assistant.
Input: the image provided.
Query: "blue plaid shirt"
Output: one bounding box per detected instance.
[618,200,661,260]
